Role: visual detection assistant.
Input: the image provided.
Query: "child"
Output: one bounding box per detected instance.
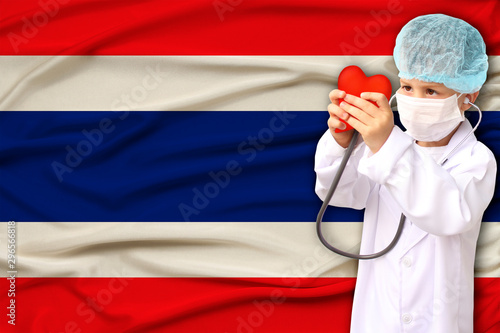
[315,14,497,332]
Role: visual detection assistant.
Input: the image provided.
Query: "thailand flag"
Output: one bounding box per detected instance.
[0,0,499,332]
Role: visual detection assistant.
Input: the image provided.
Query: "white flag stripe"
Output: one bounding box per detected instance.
[0,222,498,278]
[1,56,499,111]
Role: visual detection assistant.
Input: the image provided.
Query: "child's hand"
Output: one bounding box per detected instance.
[327,89,355,148]
[338,92,394,154]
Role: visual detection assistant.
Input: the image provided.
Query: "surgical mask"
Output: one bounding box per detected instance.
[393,91,465,142]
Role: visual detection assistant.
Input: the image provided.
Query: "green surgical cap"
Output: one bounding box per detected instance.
[394,14,488,93]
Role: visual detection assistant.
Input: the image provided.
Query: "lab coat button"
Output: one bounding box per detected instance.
[402,313,413,324]
[402,257,412,268]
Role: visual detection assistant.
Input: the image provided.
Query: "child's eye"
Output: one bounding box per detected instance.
[402,85,412,92]
[426,89,437,96]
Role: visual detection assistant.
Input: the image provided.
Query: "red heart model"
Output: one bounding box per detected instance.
[335,65,393,133]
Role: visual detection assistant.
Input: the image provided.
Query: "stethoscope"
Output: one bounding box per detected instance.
[316,94,482,259]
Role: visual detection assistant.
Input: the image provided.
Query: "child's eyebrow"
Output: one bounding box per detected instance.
[422,83,443,88]
[400,80,443,88]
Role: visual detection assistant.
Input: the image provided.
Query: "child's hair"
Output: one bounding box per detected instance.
[393,14,488,93]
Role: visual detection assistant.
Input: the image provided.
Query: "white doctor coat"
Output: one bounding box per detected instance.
[315,120,496,333]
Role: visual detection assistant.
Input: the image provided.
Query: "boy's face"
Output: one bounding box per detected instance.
[398,78,476,113]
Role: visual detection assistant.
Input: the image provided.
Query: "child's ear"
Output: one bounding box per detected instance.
[468,91,480,104]
[460,91,479,112]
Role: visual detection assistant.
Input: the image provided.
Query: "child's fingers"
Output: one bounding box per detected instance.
[328,102,346,118]
[360,92,391,112]
[327,103,347,130]
[344,110,367,133]
[328,116,347,131]
[339,100,372,125]
[329,89,346,105]
[343,94,377,117]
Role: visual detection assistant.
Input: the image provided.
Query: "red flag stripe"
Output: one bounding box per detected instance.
[1,277,499,332]
[1,0,499,56]
[2,277,355,333]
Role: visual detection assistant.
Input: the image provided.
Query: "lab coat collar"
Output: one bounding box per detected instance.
[399,223,428,259]
[404,119,476,168]
[437,119,477,167]
[398,119,476,258]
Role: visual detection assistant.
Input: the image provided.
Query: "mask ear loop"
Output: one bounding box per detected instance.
[438,100,482,166]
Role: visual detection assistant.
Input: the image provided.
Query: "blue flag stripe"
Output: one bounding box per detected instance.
[0,111,498,222]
